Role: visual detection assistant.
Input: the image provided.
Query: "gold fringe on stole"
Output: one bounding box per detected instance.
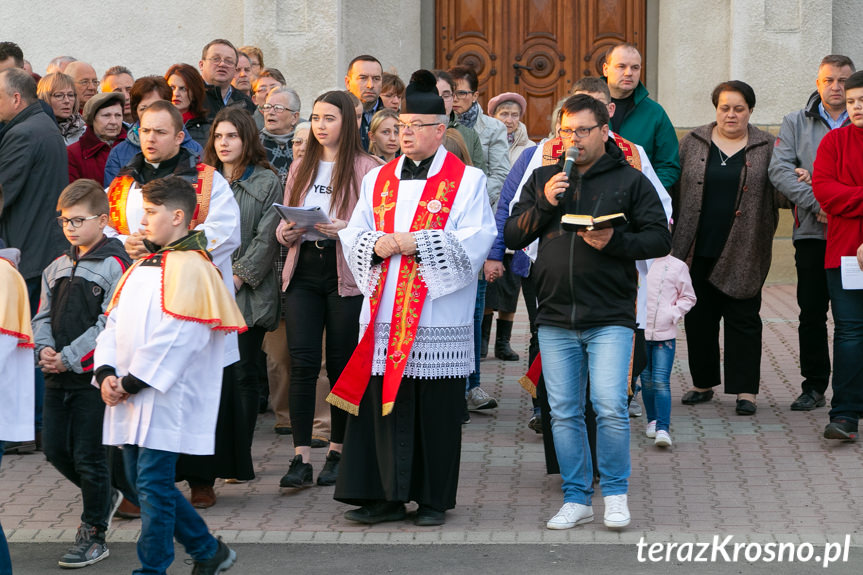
[326,392,359,416]
[518,375,537,399]
[382,402,395,416]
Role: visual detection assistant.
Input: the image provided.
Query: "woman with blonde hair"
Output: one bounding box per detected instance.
[37,73,85,144]
[368,108,400,162]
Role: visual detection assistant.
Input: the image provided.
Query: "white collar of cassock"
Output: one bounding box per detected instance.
[394,145,448,181]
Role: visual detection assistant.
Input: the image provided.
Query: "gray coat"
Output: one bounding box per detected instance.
[0,102,69,279]
[231,165,283,331]
[473,105,512,207]
[672,123,788,299]
[768,91,843,241]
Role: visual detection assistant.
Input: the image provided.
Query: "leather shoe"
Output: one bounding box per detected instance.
[115,497,141,519]
[415,504,446,526]
[681,389,714,405]
[735,399,757,415]
[790,390,826,411]
[190,485,217,508]
[344,501,406,524]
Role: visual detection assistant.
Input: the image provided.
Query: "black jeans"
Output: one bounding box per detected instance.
[794,239,831,394]
[684,257,763,394]
[234,327,267,442]
[42,387,111,530]
[284,243,362,447]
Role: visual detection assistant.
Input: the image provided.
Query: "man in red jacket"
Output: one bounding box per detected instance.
[812,70,863,441]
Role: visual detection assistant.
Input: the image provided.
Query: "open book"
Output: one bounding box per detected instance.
[561,212,628,232]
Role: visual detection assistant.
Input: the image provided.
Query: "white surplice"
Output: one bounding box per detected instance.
[0,334,35,442]
[96,265,226,455]
[339,146,497,379]
[104,168,241,364]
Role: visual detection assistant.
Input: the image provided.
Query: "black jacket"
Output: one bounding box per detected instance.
[32,236,131,389]
[204,84,256,121]
[0,102,69,279]
[504,140,670,330]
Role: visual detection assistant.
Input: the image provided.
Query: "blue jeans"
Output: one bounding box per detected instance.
[642,339,675,432]
[538,324,633,504]
[826,269,863,422]
[123,446,217,575]
[0,446,11,575]
[466,278,487,391]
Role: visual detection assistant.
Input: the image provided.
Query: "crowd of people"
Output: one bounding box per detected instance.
[1,36,862,575]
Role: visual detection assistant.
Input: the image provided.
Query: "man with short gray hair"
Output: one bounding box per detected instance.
[769,54,856,413]
[65,61,99,113]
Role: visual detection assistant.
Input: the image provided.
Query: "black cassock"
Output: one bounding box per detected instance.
[334,375,464,512]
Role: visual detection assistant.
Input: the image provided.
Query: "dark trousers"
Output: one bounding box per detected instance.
[685,257,762,394]
[234,327,267,444]
[42,387,111,530]
[521,273,540,410]
[284,243,362,447]
[794,239,831,394]
[826,268,863,422]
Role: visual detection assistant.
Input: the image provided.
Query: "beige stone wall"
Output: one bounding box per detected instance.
[656,0,840,128]
[1,0,422,121]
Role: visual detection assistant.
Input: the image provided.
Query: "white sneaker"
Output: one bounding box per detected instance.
[466,387,498,410]
[645,420,656,438]
[603,494,630,529]
[546,502,594,529]
[654,430,672,447]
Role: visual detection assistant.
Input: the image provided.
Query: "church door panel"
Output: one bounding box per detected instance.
[436,0,645,141]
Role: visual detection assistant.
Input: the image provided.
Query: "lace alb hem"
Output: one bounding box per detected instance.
[361,322,474,379]
[414,229,475,300]
[348,230,385,298]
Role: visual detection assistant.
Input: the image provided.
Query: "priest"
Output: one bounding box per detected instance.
[331,70,496,526]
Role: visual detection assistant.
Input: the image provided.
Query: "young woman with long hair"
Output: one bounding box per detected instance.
[275,90,382,488]
[176,107,282,507]
[368,108,400,162]
[165,63,211,148]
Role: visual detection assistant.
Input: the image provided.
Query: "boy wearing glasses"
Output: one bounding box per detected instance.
[32,179,131,568]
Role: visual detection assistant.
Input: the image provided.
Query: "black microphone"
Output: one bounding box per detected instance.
[556,147,579,201]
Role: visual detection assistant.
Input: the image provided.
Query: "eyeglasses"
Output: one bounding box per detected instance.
[558,125,600,139]
[439,91,454,101]
[51,92,76,101]
[75,80,100,87]
[453,90,474,100]
[260,104,296,114]
[291,138,305,147]
[57,215,99,229]
[205,56,237,67]
[395,121,441,132]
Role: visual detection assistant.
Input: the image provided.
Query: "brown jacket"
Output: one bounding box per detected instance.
[672,123,788,299]
[277,154,383,296]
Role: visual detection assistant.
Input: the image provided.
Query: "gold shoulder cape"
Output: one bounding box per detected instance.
[108,250,246,333]
[0,258,33,347]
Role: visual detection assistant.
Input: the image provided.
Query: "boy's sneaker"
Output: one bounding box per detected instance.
[603,494,630,529]
[654,430,672,447]
[546,502,593,529]
[58,523,109,568]
[528,413,543,434]
[279,455,313,488]
[466,387,498,410]
[106,488,123,531]
[191,537,236,574]
[645,420,656,438]
[316,451,341,486]
[628,400,642,417]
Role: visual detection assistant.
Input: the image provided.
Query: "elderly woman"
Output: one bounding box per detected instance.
[673,81,787,416]
[259,86,301,185]
[66,92,127,182]
[37,72,86,145]
[488,91,533,165]
[252,67,287,129]
[165,63,212,148]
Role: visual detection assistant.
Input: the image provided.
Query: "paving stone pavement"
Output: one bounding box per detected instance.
[3,284,863,547]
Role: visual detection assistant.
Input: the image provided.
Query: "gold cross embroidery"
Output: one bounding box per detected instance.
[374,180,398,230]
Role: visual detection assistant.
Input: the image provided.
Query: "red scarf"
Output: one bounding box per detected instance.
[328,152,465,416]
